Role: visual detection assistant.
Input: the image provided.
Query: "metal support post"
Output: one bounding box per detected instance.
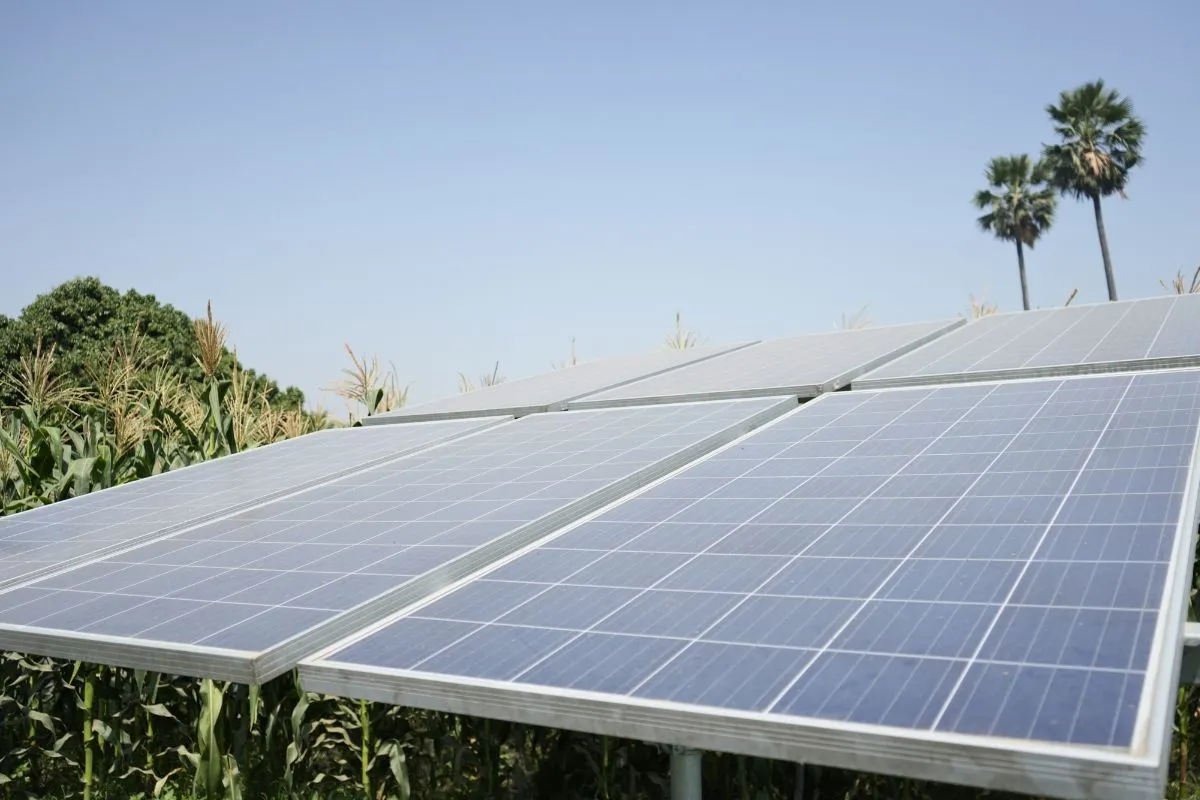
[1181,622,1200,685]
[793,762,819,800]
[670,745,702,800]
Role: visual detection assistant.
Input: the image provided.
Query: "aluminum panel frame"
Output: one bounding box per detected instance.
[854,354,1200,391]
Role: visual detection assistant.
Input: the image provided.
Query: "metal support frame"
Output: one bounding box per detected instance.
[670,745,702,800]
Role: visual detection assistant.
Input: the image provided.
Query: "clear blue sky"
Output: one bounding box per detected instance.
[3,2,1197,413]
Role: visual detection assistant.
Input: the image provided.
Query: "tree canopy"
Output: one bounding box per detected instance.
[1042,79,1145,202]
[973,154,1057,310]
[0,277,303,409]
[1041,79,1145,301]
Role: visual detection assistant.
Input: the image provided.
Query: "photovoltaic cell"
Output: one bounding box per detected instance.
[301,370,1200,800]
[0,419,501,589]
[367,342,755,423]
[569,319,963,408]
[0,397,793,683]
[855,294,1200,390]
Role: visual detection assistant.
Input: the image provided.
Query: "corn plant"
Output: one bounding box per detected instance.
[836,306,873,330]
[1162,267,1200,295]
[457,362,505,394]
[664,311,702,350]
[325,344,409,425]
[966,293,999,319]
[551,338,579,370]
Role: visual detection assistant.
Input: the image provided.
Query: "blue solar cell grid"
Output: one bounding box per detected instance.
[319,370,1200,751]
[0,420,497,587]
[0,398,787,678]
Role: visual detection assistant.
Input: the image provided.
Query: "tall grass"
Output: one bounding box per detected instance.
[966,293,999,318]
[836,306,874,330]
[664,312,702,350]
[324,343,409,424]
[1163,267,1200,295]
[457,361,506,394]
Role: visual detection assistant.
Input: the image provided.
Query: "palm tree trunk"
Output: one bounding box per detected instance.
[1015,239,1030,311]
[1092,193,1118,301]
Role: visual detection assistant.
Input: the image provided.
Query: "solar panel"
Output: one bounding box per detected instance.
[0,418,502,590]
[855,294,1200,390]
[367,342,756,424]
[300,370,1200,800]
[0,396,795,683]
[568,320,964,409]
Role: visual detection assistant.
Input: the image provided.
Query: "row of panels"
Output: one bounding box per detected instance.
[2,293,1200,800]
[1,368,1198,799]
[370,294,1200,424]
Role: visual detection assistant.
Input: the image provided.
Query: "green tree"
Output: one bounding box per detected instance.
[0,277,304,409]
[972,154,1057,311]
[6,278,197,388]
[1042,79,1146,302]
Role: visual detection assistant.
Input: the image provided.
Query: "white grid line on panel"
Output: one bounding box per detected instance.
[926,377,1135,729]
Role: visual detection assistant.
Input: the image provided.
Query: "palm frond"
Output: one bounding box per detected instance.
[972,154,1056,246]
[1042,80,1145,201]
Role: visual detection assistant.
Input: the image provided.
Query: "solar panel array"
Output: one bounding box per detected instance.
[570,319,964,408]
[855,294,1200,390]
[367,342,755,424]
[5,291,1200,800]
[303,369,1200,800]
[0,397,793,683]
[0,419,501,590]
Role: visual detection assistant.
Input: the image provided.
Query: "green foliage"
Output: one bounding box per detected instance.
[1041,79,1146,301]
[0,278,304,411]
[1042,79,1146,203]
[973,154,1057,311]
[973,155,1057,248]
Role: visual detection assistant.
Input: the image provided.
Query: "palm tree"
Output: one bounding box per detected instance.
[1042,80,1146,302]
[972,154,1057,311]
